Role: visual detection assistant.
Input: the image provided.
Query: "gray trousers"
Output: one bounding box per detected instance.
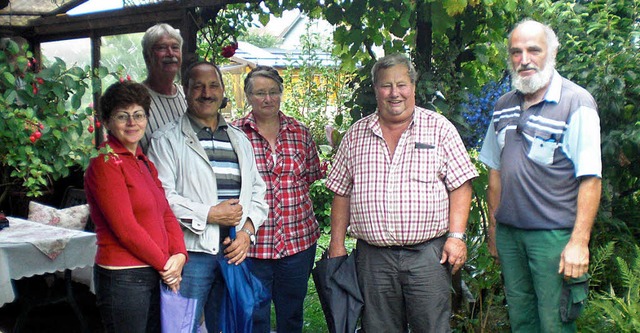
[356,237,451,333]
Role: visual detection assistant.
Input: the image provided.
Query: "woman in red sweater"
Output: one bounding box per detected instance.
[84,81,187,333]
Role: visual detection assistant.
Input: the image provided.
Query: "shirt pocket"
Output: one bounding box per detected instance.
[410,144,440,184]
[528,132,559,165]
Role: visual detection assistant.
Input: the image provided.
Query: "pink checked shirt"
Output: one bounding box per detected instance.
[233,112,323,259]
[326,107,478,247]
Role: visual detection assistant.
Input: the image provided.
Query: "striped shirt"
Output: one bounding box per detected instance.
[141,84,187,153]
[188,114,241,203]
[233,111,322,259]
[326,107,478,247]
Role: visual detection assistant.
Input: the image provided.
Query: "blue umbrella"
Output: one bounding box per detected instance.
[218,228,267,333]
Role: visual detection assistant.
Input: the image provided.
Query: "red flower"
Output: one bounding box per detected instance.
[95,120,102,128]
[126,74,132,81]
[33,131,42,139]
[29,135,36,143]
[36,77,44,85]
[88,125,94,133]
[221,45,235,58]
[32,83,38,95]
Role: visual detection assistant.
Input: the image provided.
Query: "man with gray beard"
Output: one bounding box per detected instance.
[479,19,602,332]
[139,23,188,152]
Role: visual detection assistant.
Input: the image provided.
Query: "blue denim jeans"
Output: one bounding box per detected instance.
[248,243,317,333]
[180,251,225,333]
[94,265,161,333]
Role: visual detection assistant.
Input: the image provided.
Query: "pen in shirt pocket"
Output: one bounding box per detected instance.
[415,142,435,149]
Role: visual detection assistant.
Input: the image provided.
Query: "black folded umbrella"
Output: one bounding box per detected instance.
[312,249,363,333]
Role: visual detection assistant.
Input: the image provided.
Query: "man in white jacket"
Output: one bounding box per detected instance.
[148,61,268,333]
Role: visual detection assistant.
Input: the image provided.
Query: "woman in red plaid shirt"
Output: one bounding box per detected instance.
[232,66,323,333]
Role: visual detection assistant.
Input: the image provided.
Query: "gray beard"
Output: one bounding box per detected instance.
[510,60,555,95]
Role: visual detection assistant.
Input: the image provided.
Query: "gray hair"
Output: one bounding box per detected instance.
[508,19,559,55]
[243,65,284,96]
[141,23,183,67]
[371,53,417,86]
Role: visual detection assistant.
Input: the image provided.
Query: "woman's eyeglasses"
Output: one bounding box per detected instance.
[112,112,147,124]
[251,91,282,99]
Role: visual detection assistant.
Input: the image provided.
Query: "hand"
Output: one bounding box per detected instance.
[559,240,590,279]
[208,199,243,226]
[160,253,186,291]
[328,241,347,259]
[441,237,467,274]
[223,230,251,265]
[487,225,500,264]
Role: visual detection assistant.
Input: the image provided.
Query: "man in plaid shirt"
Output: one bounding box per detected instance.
[326,53,478,333]
[233,66,323,333]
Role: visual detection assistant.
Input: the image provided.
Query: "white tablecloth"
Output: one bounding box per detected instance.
[0,217,97,306]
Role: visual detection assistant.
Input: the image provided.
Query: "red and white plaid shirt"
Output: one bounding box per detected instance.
[326,107,478,247]
[233,112,323,259]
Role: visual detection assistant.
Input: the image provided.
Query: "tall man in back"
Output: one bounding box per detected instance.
[140,23,188,152]
[480,19,602,332]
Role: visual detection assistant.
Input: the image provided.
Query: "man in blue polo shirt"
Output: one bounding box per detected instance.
[479,19,602,332]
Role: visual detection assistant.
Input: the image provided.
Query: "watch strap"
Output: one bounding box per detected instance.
[240,228,256,244]
[447,232,467,241]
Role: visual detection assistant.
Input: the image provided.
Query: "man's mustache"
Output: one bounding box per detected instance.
[162,57,179,64]
[196,97,218,103]
[517,65,538,73]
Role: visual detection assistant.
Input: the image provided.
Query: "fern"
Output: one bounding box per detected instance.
[586,244,640,332]
[589,241,616,289]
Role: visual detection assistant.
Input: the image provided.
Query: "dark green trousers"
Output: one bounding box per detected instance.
[496,223,578,333]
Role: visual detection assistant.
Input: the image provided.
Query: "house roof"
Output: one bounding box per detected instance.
[232,41,338,68]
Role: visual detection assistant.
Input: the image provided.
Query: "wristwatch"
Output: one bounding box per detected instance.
[240,228,256,245]
[447,232,467,242]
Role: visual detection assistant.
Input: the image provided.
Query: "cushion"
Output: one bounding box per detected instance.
[28,201,90,231]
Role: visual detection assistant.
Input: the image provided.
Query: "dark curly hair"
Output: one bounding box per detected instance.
[99,81,151,122]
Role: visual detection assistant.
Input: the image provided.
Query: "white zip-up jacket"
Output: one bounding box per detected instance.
[148,113,268,255]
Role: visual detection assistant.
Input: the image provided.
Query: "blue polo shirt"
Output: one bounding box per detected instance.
[479,71,601,230]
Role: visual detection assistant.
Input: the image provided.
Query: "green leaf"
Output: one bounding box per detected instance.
[325,2,343,25]
[2,71,15,86]
[442,0,468,16]
[71,94,82,110]
[259,13,270,26]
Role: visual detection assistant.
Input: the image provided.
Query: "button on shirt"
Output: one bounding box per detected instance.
[233,111,323,259]
[326,107,478,247]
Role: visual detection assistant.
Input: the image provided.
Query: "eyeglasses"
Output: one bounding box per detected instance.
[251,91,282,99]
[112,112,147,124]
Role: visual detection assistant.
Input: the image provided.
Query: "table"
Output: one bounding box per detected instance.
[0,217,97,306]
[0,217,96,332]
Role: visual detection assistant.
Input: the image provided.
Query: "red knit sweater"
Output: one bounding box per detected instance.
[84,135,187,271]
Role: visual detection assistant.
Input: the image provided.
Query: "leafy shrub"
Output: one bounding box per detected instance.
[0,40,109,206]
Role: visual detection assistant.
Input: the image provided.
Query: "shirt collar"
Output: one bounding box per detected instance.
[105,133,145,159]
[237,111,298,133]
[543,70,562,104]
[187,112,228,133]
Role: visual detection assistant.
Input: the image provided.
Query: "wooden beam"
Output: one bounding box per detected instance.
[29,3,186,42]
